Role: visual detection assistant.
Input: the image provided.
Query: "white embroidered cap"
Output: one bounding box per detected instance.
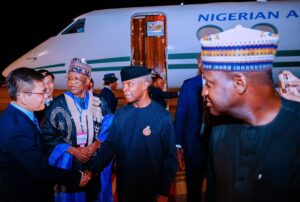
[200,25,279,71]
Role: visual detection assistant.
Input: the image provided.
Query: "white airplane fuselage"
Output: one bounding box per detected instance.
[3,1,300,89]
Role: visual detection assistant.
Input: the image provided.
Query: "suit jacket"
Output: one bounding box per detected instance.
[0,104,81,202]
[175,75,205,156]
[100,87,118,113]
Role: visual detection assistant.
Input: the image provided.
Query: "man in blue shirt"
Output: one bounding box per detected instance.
[0,67,89,202]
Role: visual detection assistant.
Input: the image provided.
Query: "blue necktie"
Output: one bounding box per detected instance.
[33,117,41,133]
[200,104,206,136]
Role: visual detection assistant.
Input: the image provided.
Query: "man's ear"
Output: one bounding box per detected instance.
[85,77,91,86]
[143,80,150,90]
[233,73,247,94]
[18,93,29,105]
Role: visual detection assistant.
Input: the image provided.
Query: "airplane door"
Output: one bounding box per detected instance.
[131,13,167,82]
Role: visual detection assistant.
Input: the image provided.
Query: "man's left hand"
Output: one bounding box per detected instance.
[86,140,101,155]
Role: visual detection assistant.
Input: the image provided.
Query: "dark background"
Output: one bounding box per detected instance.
[1,0,250,81]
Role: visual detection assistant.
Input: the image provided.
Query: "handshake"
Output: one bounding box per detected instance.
[79,170,93,187]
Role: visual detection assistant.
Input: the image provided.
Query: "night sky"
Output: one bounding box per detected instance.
[1,0,249,81]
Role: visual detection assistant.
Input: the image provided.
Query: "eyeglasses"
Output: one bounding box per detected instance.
[22,89,47,96]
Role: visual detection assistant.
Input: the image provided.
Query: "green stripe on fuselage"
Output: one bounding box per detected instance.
[34,63,65,70]
[31,50,300,74]
[87,57,131,64]
[168,53,199,59]
[168,64,197,69]
[273,62,300,67]
[276,50,300,57]
[92,66,123,71]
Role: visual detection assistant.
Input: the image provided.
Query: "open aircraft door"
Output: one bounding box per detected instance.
[131,13,167,88]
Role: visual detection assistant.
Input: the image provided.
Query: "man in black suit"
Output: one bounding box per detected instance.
[100,73,119,112]
[0,67,90,202]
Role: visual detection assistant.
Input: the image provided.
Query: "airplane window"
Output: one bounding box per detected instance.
[252,23,278,34]
[196,25,223,40]
[62,18,85,35]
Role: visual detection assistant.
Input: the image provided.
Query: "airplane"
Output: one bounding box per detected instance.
[2,0,300,90]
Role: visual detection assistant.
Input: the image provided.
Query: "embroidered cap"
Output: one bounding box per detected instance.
[68,58,92,77]
[120,66,151,82]
[200,25,279,71]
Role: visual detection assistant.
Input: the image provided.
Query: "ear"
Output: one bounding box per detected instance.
[85,77,91,86]
[143,80,150,90]
[233,73,247,94]
[18,93,29,105]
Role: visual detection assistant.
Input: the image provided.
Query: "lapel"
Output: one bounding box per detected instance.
[8,105,42,146]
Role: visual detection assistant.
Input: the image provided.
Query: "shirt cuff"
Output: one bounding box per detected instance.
[176,144,182,149]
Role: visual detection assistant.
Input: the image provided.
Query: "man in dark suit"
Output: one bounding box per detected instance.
[0,67,90,202]
[174,56,208,202]
[100,73,119,113]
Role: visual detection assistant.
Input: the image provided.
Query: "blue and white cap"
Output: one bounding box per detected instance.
[200,25,279,71]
